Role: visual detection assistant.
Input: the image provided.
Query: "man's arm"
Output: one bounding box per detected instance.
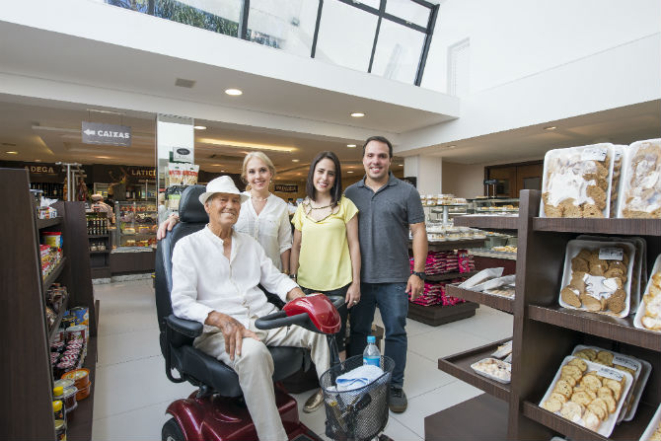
[406,222,428,300]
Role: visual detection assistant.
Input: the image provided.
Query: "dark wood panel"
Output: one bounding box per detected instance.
[473,255,517,275]
[426,270,477,282]
[424,394,509,440]
[422,239,487,252]
[110,250,155,274]
[528,304,661,352]
[454,215,518,230]
[0,168,56,440]
[446,284,514,314]
[37,216,63,229]
[67,336,97,441]
[522,399,657,441]
[533,217,661,235]
[439,338,512,401]
[407,301,478,326]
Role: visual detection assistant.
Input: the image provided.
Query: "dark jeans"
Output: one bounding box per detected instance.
[301,284,350,352]
[348,282,408,387]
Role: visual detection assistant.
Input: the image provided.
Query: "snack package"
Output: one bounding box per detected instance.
[634,254,661,332]
[540,144,614,218]
[168,164,184,186]
[182,164,200,186]
[618,138,661,218]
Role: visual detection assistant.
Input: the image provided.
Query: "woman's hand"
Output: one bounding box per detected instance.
[157,214,180,240]
[346,282,361,309]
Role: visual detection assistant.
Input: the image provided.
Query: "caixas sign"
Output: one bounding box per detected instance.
[82,121,132,146]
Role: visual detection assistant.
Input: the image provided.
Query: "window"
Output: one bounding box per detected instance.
[247,0,319,55]
[385,0,430,28]
[371,19,425,84]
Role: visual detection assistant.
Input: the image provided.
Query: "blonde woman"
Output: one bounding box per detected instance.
[157,152,292,273]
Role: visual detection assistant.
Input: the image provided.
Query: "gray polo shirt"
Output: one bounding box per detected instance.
[345,173,425,283]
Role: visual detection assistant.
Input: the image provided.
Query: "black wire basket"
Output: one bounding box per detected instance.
[320,355,394,441]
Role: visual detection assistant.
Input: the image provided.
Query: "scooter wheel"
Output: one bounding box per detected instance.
[162,418,185,441]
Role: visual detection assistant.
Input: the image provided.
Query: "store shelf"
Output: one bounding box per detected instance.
[48,296,69,343]
[533,217,661,235]
[426,239,487,251]
[424,394,509,440]
[438,338,512,401]
[67,336,97,441]
[528,304,661,351]
[407,301,478,326]
[37,217,62,229]
[447,284,514,314]
[118,232,155,237]
[522,399,656,441]
[88,234,109,239]
[42,257,67,295]
[89,250,110,254]
[426,270,478,283]
[454,215,518,230]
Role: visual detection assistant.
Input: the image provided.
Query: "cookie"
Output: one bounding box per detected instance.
[604,379,622,400]
[564,203,583,218]
[607,260,627,274]
[576,249,593,261]
[567,358,588,372]
[596,351,614,366]
[570,271,586,291]
[597,386,613,399]
[544,203,563,218]
[560,401,584,422]
[559,374,577,387]
[553,380,574,398]
[561,365,583,381]
[571,257,590,273]
[587,185,607,210]
[550,392,569,404]
[542,398,563,412]
[583,410,602,431]
[571,391,593,407]
[602,394,617,414]
[588,400,608,421]
[573,386,597,400]
[580,293,603,312]
[561,286,582,308]
[607,289,627,314]
[583,203,605,218]
[575,349,597,361]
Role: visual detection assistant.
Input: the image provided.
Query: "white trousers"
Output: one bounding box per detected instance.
[194,318,330,441]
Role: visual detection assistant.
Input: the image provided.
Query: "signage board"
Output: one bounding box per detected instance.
[82,121,132,146]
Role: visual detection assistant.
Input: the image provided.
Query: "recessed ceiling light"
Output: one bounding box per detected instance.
[225,88,243,96]
[6,151,18,154]
[198,138,295,153]
[347,170,354,174]
[292,159,300,162]
[194,125,207,130]
[350,112,365,118]
[221,169,226,172]
[96,156,110,159]
[398,164,404,167]
[544,126,557,131]
[35,159,42,162]
[448,145,457,149]
[347,144,357,148]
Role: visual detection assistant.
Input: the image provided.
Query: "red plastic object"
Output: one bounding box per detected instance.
[167,384,317,441]
[283,294,341,335]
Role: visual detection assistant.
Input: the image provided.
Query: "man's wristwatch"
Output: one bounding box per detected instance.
[412,271,426,281]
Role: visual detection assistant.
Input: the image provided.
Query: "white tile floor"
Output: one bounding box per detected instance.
[91,279,513,440]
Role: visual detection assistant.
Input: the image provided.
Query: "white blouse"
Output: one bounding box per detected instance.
[234,193,292,271]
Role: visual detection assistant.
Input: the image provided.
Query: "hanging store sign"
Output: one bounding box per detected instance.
[82,122,132,146]
[275,184,298,193]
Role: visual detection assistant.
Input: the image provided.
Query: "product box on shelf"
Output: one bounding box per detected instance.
[618,138,661,219]
[641,403,661,441]
[558,239,635,317]
[635,254,661,333]
[540,143,615,218]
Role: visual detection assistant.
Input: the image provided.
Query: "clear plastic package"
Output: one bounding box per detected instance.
[634,253,661,333]
[618,138,661,219]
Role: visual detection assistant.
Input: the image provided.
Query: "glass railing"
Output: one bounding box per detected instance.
[103,0,438,86]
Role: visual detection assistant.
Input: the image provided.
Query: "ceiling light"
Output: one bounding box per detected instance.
[198,138,295,153]
[292,159,300,163]
[347,144,357,148]
[350,112,365,118]
[398,164,404,167]
[6,151,18,154]
[194,125,207,130]
[544,126,557,131]
[96,156,110,159]
[347,170,354,174]
[225,88,243,96]
[35,159,42,162]
[221,169,226,172]
[447,145,456,149]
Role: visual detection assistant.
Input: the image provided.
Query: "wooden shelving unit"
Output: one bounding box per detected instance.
[446,284,514,314]
[424,190,661,440]
[0,168,97,440]
[425,394,509,441]
[426,270,477,282]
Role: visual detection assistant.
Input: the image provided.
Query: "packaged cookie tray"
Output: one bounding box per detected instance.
[635,253,661,333]
[469,357,511,384]
[617,138,661,219]
[576,234,646,312]
[538,355,633,437]
[640,402,661,441]
[559,239,636,318]
[572,345,651,423]
[540,143,615,218]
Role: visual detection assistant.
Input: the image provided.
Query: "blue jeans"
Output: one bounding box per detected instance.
[348,282,408,387]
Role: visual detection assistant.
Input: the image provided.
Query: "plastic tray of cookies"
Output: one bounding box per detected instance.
[470,357,511,384]
[572,344,651,422]
[635,253,661,333]
[640,402,661,441]
[577,234,646,312]
[558,239,636,318]
[618,138,661,219]
[540,143,615,218]
[539,355,634,437]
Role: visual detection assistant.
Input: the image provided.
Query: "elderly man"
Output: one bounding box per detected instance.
[170,176,330,441]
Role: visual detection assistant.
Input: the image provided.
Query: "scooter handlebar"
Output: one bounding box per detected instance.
[255,295,345,331]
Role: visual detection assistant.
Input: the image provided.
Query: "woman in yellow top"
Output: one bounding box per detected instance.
[291,151,361,356]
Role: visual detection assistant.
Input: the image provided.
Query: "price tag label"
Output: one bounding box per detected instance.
[596,366,625,382]
[581,147,608,162]
[599,247,624,261]
[613,355,639,372]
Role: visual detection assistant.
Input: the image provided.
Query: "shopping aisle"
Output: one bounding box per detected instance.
[91,279,513,440]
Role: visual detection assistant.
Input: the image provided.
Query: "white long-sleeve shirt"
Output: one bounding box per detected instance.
[234,193,292,271]
[171,227,298,330]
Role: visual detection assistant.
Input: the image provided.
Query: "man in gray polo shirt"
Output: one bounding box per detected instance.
[345,136,428,413]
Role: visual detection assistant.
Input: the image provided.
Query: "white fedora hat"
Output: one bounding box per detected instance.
[198,176,249,205]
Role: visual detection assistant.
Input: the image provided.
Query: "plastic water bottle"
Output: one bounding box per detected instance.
[363,335,381,367]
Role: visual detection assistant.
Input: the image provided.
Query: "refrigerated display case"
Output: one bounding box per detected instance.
[113,201,158,250]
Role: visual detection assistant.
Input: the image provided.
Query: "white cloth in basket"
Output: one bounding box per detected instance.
[335,365,384,391]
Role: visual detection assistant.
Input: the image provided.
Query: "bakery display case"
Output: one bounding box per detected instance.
[426,189,661,441]
[113,201,158,250]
